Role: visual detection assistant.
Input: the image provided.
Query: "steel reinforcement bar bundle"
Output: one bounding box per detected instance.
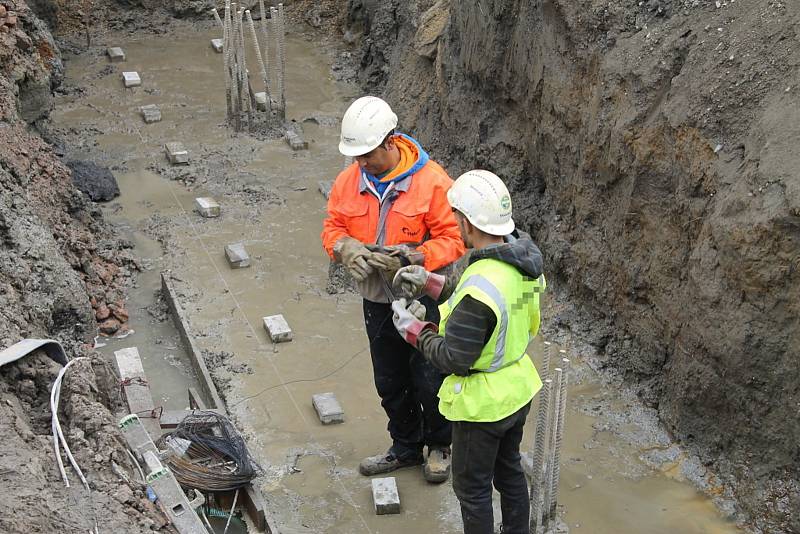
[212,1,286,132]
[529,342,571,534]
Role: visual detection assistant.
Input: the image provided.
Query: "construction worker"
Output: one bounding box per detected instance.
[321,96,465,482]
[390,170,545,533]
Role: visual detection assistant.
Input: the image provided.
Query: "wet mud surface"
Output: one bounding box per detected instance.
[50,19,746,534]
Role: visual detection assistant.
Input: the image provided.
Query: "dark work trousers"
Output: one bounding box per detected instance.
[452,402,532,534]
[363,296,451,459]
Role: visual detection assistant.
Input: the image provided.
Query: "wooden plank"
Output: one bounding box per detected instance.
[159,409,224,429]
[188,387,207,410]
[161,272,226,412]
[114,347,161,437]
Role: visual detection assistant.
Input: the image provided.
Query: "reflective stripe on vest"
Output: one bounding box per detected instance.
[446,274,525,373]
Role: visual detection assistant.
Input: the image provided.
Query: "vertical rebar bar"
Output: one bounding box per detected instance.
[211,7,223,29]
[541,367,562,533]
[549,357,570,522]
[236,8,247,131]
[270,7,281,116]
[246,10,271,117]
[542,341,552,379]
[258,0,271,101]
[529,377,552,534]
[278,3,287,115]
[224,1,236,124]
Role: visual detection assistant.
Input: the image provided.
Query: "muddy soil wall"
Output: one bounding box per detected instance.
[343,0,800,531]
[0,2,156,531]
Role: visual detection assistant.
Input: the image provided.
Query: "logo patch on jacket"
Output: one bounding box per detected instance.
[402,227,421,237]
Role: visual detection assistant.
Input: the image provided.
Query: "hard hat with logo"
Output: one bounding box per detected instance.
[448,170,515,236]
[338,96,399,157]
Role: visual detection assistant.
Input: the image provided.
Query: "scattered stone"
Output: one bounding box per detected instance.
[107,47,126,63]
[99,318,122,335]
[211,38,223,53]
[224,243,251,269]
[122,71,141,88]
[0,6,6,18]
[263,314,293,343]
[371,477,400,515]
[95,304,111,321]
[285,129,308,151]
[195,197,220,218]
[318,180,332,200]
[140,104,162,124]
[66,160,120,202]
[5,14,17,27]
[714,144,723,153]
[312,392,345,424]
[165,142,189,165]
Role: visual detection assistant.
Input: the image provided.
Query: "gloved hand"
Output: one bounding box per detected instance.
[391,298,436,346]
[392,265,446,299]
[333,237,373,282]
[366,244,425,274]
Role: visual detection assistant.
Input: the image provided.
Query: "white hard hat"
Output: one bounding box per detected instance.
[448,170,515,236]
[338,96,398,157]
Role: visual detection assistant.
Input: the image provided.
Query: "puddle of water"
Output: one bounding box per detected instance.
[52,22,744,534]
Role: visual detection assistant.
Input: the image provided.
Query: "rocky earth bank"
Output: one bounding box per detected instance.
[339,0,799,532]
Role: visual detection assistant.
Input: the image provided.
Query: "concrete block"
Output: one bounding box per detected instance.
[210,38,223,53]
[140,104,162,124]
[263,314,292,343]
[285,129,308,151]
[371,477,400,515]
[165,142,189,165]
[318,180,332,200]
[224,242,251,268]
[195,197,220,218]
[312,392,345,424]
[255,92,268,112]
[107,47,126,62]
[122,71,141,88]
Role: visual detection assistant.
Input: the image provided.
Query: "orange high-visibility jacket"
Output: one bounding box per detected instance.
[322,161,465,274]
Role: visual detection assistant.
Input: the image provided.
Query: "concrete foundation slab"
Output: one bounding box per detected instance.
[225,242,251,268]
[371,477,400,515]
[312,392,345,424]
[263,314,292,343]
[140,104,162,124]
[107,47,126,62]
[210,38,223,53]
[122,71,141,88]
[194,197,220,218]
[165,142,189,165]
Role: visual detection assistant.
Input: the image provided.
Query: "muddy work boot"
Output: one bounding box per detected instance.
[423,446,451,483]
[359,450,423,476]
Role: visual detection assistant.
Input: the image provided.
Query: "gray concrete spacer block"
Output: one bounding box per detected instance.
[210,38,223,53]
[263,314,292,343]
[122,71,141,88]
[225,242,251,268]
[165,142,189,165]
[285,129,309,151]
[371,477,400,515]
[312,392,345,424]
[195,197,220,218]
[255,92,268,112]
[140,104,162,124]
[107,47,126,62]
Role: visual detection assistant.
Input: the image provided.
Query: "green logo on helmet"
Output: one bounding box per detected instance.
[500,195,511,211]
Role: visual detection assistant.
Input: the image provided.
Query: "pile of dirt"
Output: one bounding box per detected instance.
[336,0,799,532]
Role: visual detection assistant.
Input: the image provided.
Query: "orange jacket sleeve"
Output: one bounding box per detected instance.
[418,180,465,272]
[321,171,351,259]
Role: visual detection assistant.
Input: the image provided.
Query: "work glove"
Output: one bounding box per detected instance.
[333,237,373,282]
[391,298,437,347]
[365,244,425,274]
[392,265,446,300]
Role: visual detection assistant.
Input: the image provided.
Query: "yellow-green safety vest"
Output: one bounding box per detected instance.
[437,257,545,422]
